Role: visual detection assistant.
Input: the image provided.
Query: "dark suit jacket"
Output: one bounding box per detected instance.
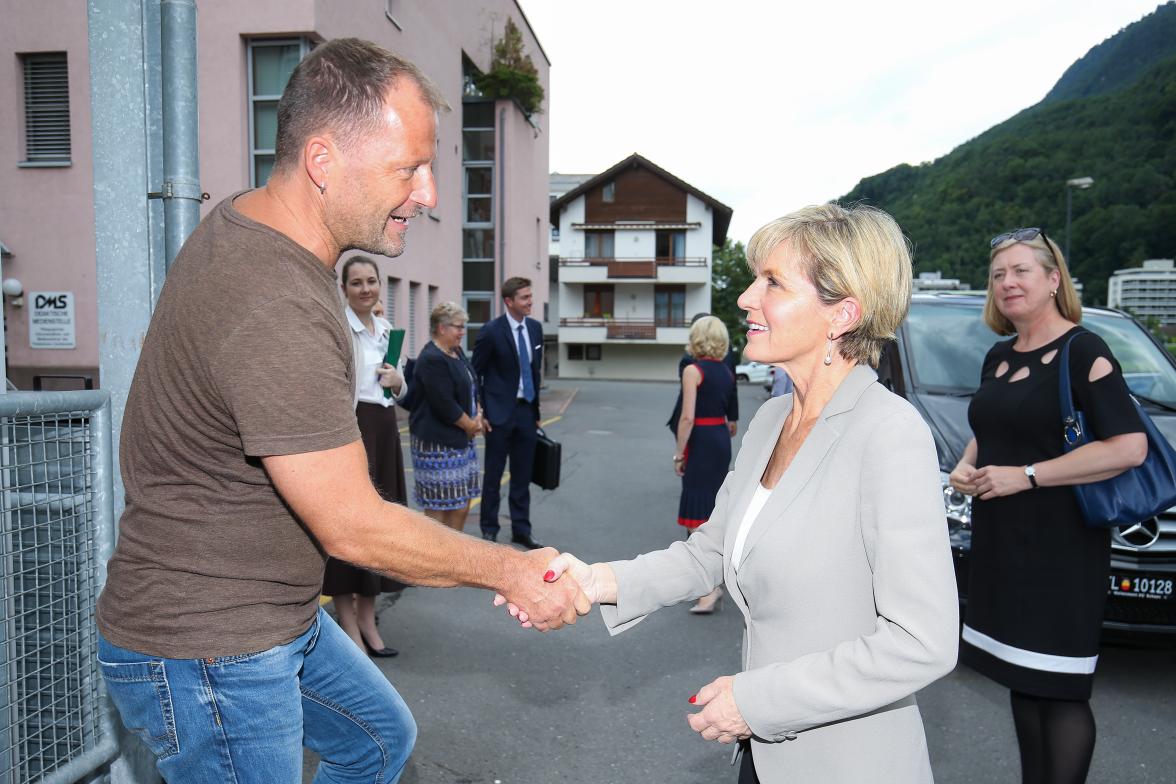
[471,314,542,427]
[408,341,480,449]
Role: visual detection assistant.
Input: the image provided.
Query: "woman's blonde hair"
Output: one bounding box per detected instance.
[746,203,913,367]
[429,301,468,335]
[686,315,730,359]
[984,232,1081,335]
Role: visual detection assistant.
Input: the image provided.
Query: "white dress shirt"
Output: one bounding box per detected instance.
[731,483,773,571]
[346,306,405,407]
[504,311,533,400]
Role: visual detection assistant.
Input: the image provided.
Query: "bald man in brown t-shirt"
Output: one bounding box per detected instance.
[95,39,586,784]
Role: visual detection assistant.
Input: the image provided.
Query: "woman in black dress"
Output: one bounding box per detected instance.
[949,228,1147,784]
[674,315,736,613]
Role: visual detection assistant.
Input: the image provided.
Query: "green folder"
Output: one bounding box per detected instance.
[383,329,406,399]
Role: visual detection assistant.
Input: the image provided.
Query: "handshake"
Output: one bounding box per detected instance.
[491,547,617,631]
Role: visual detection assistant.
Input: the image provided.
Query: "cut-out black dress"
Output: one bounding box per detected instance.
[960,326,1142,700]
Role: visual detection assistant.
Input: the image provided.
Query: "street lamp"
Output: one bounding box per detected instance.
[1065,176,1094,263]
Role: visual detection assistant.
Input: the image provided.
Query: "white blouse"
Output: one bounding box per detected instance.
[346,306,406,408]
[731,483,773,572]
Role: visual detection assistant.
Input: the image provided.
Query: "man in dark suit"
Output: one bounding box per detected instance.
[472,277,544,549]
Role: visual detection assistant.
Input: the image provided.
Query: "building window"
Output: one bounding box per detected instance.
[543,302,549,322]
[463,93,496,318]
[655,285,686,326]
[584,285,614,318]
[427,285,438,316]
[585,231,615,259]
[20,52,71,165]
[567,344,583,360]
[656,230,686,260]
[465,165,493,223]
[387,276,400,324]
[408,282,419,356]
[602,182,616,203]
[248,38,311,186]
[464,294,492,351]
[586,345,602,360]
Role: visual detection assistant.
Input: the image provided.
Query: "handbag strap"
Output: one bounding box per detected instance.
[1057,330,1087,448]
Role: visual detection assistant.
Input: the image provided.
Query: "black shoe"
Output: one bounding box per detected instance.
[482,532,498,542]
[511,534,544,550]
[362,637,399,658]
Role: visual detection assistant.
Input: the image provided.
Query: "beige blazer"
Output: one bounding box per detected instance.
[601,366,959,783]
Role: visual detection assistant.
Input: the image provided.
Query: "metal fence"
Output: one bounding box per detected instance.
[0,392,117,783]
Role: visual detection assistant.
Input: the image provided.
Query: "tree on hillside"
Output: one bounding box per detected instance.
[711,239,753,353]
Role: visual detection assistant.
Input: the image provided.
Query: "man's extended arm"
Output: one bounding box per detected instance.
[263,440,586,629]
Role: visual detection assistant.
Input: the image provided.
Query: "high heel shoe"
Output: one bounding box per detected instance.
[361,634,399,658]
[689,589,724,615]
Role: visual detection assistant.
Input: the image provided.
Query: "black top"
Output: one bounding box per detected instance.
[961,325,1143,699]
[409,341,481,449]
[678,347,739,422]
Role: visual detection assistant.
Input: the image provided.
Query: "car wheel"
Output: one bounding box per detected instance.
[736,374,748,382]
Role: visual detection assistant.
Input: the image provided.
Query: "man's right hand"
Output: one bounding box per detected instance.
[496,547,591,631]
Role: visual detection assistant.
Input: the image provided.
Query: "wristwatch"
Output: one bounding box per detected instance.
[1024,465,1038,489]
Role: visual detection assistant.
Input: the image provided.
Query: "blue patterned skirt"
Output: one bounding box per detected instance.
[410,436,480,511]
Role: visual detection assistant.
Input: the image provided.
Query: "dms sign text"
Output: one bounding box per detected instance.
[29,291,76,349]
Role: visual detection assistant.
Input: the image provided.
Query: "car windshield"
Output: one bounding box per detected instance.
[904,302,1176,407]
[1083,312,1176,407]
[904,301,995,393]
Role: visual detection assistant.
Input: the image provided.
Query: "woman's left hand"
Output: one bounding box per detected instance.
[970,465,1031,500]
[673,454,686,477]
[687,675,751,744]
[376,363,403,393]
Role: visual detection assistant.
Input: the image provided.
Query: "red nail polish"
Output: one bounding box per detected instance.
[543,570,555,581]
[688,695,697,704]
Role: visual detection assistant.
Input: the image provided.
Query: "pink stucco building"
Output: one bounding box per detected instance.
[0,0,551,389]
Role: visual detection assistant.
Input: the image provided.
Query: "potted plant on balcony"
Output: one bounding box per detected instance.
[474,18,545,117]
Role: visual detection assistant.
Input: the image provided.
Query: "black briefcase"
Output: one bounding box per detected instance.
[532,428,561,490]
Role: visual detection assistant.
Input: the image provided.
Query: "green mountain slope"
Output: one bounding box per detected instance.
[841,8,1176,305]
[1044,2,1176,104]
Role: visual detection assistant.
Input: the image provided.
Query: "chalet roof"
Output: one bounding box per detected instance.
[549,153,733,246]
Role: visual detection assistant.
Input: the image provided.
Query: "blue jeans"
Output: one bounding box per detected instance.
[98,608,416,783]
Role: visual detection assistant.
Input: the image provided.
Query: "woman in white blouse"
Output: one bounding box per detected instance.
[524,205,959,783]
[322,256,409,658]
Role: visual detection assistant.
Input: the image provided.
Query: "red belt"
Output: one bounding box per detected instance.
[695,417,727,426]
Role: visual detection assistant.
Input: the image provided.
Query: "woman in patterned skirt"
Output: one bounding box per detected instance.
[322,256,407,658]
[674,315,736,613]
[409,302,485,531]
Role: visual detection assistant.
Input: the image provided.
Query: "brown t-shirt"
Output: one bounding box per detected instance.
[96,193,360,658]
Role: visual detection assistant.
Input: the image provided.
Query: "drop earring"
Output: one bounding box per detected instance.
[318,180,327,195]
[824,333,834,366]
[1050,289,1057,298]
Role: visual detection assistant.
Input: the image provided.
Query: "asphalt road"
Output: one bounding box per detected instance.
[307,379,1176,783]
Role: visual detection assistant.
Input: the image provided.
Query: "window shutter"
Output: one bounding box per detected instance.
[22,53,71,163]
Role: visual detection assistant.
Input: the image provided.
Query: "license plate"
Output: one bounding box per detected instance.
[1107,574,1175,600]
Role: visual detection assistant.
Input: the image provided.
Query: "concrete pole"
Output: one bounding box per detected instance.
[160,0,201,270]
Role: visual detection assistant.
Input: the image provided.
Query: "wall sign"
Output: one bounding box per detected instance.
[29,291,76,349]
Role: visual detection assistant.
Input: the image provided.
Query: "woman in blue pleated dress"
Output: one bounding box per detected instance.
[673,315,737,613]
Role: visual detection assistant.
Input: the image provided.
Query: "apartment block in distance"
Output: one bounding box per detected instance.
[0,0,550,388]
[550,154,732,380]
[1108,259,1176,325]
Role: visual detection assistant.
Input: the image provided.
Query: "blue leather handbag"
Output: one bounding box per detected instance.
[1058,332,1176,528]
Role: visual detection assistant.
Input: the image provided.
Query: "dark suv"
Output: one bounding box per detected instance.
[878,292,1176,637]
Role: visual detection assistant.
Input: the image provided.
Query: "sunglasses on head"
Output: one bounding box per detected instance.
[990,227,1048,249]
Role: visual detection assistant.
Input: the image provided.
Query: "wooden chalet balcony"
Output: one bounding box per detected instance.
[560,317,689,340]
[559,257,706,280]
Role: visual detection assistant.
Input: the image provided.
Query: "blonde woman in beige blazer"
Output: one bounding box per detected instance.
[523,204,960,782]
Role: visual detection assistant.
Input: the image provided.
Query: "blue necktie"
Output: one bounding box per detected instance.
[517,324,535,402]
